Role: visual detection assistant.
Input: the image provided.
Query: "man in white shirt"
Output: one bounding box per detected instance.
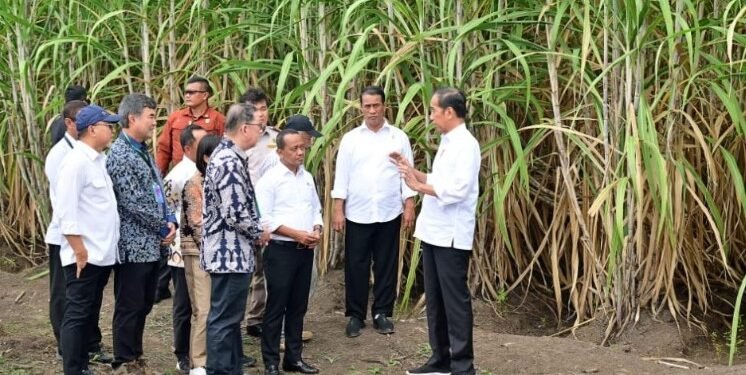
[55,104,121,375]
[331,86,416,338]
[45,100,113,364]
[392,88,480,375]
[163,124,206,373]
[256,126,322,375]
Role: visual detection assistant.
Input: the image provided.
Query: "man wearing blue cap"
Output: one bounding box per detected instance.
[55,104,121,375]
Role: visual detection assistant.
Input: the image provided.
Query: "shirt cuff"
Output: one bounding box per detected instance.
[330,188,347,199]
[60,221,81,236]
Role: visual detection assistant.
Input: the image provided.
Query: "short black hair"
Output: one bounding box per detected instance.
[65,85,87,103]
[276,129,301,150]
[180,124,205,149]
[434,87,467,119]
[360,85,385,103]
[187,76,213,96]
[196,134,221,176]
[238,87,268,105]
[63,100,88,121]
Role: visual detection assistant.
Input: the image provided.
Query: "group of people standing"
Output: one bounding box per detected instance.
[45,78,480,375]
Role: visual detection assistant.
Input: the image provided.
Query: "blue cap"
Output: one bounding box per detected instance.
[75,104,121,131]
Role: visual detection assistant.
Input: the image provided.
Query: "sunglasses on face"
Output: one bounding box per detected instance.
[184,90,207,96]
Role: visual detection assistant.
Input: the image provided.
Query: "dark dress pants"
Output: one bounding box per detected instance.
[112,261,159,366]
[60,263,111,375]
[261,242,314,367]
[171,266,192,361]
[157,256,172,296]
[421,242,475,373]
[344,216,401,321]
[206,272,251,375]
[50,243,104,356]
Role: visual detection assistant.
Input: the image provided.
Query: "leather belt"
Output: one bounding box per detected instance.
[269,239,311,249]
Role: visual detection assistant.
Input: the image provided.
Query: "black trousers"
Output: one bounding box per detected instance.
[157,256,172,296]
[421,242,474,373]
[261,242,314,366]
[207,272,251,375]
[49,243,103,355]
[171,266,192,361]
[60,263,111,375]
[344,217,401,320]
[112,261,159,366]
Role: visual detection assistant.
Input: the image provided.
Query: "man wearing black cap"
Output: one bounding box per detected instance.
[55,104,120,375]
[45,100,113,365]
[256,123,322,375]
[50,85,88,146]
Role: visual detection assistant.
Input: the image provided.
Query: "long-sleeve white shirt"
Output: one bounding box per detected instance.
[414,124,480,250]
[55,141,120,267]
[256,162,323,242]
[44,132,76,245]
[163,158,196,267]
[331,122,416,224]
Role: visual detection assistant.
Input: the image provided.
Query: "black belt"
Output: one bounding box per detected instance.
[269,239,312,249]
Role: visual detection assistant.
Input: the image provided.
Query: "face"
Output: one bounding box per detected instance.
[277,133,307,171]
[129,107,157,140]
[64,117,79,139]
[89,121,115,150]
[361,93,385,128]
[239,119,266,150]
[185,129,207,162]
[184,82,209,108]
[429,95,449,134]
[247,99,269,126]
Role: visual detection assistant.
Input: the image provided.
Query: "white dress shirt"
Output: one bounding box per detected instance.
[44,132,76,245]
[55,141,120,267]
[247,127,279,182]
[414,124,480,250]
[163,158,196,267]
[331,122,416,223]
[256,162,323,242]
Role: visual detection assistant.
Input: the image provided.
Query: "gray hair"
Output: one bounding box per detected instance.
[118,94,157,128]
[225,103,256,132]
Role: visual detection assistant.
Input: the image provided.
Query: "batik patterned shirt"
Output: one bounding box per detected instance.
[200,138,263,273]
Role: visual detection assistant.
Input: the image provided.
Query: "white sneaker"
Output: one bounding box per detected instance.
[189,367,206,375]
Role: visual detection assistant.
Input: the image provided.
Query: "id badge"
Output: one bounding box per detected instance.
[153,183,165,204]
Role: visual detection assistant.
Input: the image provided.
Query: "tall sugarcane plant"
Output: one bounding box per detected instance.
[1,0,746,345]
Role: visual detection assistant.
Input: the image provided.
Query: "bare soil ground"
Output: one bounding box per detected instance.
[0,266,745,375]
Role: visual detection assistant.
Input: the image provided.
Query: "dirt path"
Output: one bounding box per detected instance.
[0,267,743,374]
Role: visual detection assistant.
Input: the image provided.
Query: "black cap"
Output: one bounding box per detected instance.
[285,115,322,137]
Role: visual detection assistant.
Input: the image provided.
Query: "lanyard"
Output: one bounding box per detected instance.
[63,135,73,149]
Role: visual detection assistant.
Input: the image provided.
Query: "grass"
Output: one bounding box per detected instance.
[1,0,746,357]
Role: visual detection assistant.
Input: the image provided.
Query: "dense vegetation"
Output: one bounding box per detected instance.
[1,0,746,344]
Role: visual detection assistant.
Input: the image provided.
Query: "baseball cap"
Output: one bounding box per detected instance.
[285,115,322,137]
[75,104,121,131]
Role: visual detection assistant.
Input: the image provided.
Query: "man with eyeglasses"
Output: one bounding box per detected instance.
[201,103,270,374]
[155,76,225,304]
[55,104,120,375]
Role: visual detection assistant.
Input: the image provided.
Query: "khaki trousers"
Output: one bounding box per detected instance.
[183,254,211,368]
[245,247,266,326]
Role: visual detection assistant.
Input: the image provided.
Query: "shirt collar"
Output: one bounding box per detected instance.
[181,106,213,119]
[359,120,392,133]
[75,140,103,161]
[63,132,76,146]
[442,123,467,142]
[279,162,306,177]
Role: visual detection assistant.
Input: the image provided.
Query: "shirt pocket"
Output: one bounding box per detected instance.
[88,178,111,204]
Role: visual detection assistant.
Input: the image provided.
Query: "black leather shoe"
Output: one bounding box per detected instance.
[373,314,395,335]
[282,359,319,374]
[242,354,257,367]
[265,364,280,375]
[345,316,365,338]
[246,324,263,337]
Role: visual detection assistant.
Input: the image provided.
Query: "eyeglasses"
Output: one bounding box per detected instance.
[184,90,207,96]
[244,122,266,133]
